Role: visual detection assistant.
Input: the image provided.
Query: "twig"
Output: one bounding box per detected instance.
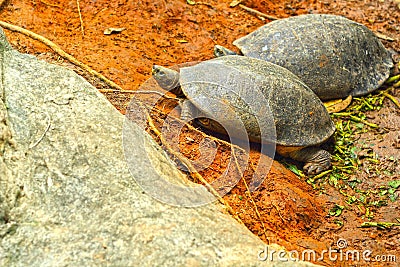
[39,0,60,8]
[133,90,178,99]
[143,102,244,224]
[232,146,271,243]
[310,169,332,181]
[188,1,213,8]
[332,112,379,128]
[374,32,395,42]
[29,112,51,149]
[97,88,138,93]
[0,20,123,91]
[76,0,84,36]
[360,221,400,229]
[386,74,399,84]
[238,4,278,20]
[144,101,246,152]
[271,202,285,222]
[382,91,400,109]
[101,88,178,99]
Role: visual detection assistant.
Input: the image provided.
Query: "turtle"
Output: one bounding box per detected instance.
[152,55,336,175]
[214,14,394,101]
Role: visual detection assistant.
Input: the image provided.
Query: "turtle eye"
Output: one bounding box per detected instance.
[154,69,164,76]
[152,66,165,76]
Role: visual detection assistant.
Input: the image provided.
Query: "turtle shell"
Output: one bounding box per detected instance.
[179,55,335,147]
[232,14,394,100]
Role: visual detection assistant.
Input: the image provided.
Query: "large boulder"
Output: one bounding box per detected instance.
[0,28,318,266]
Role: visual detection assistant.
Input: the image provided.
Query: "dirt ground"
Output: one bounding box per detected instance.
[1,0,399,266]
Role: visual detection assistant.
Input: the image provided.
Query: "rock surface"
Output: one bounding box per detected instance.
[0,28,318,266]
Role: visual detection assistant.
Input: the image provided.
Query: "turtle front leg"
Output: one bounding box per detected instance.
[214,45,238,57]
[288,147,331,175]
[180,100,197,122]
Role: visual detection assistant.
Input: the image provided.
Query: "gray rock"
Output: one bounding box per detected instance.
[0,28,319,266]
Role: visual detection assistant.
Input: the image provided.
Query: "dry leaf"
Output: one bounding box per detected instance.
[104,27,126,35]
[324,95,352,113]
[375,32,395,41]
[230,0,242,7]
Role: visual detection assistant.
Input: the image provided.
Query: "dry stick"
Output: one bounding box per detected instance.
[40,0,60,8]
[100,88,139,93]
[144,103,244,224]
[238,4,279,20]
[382,90,400,109]
[130,90,178,99]
[386,74,400,83]
[271,202,285,222]
[76,0,84,36]
[232,146,271,244]
[194,2,214,8]
[146,102,246,153]
[0,20,125,92]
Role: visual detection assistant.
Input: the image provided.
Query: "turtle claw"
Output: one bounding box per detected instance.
[303,150,332,175]
[289,148,332,175]
[303,162,329,175]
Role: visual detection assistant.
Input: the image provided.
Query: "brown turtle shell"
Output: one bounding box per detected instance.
[179,55,335,147]
[232,14,393,100]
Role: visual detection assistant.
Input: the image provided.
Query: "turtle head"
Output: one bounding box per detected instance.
[196,118,228,136]
[214,45,237,57]
[152,65,183,95]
